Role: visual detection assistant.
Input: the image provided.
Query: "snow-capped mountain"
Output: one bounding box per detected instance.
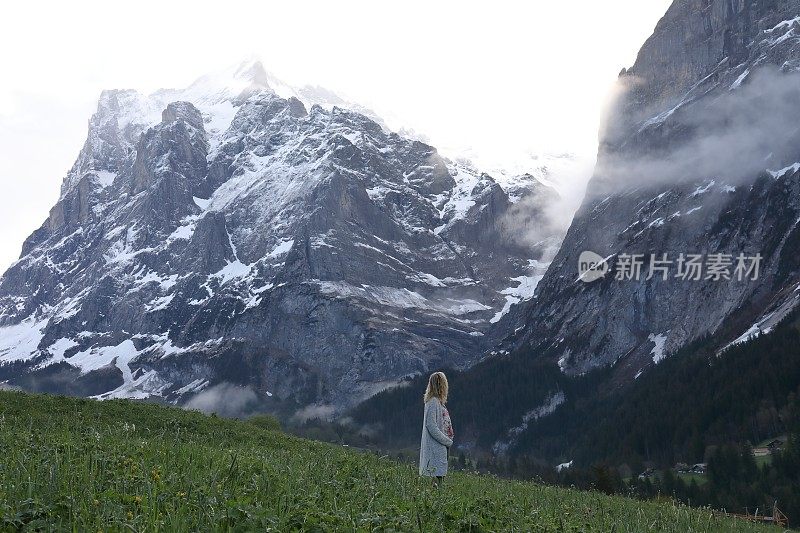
[499,0,800,381]
[0,61,558,411]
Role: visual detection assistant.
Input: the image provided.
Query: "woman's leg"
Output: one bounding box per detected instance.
[435,476,443,487]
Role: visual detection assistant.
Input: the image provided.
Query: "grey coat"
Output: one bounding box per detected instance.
[419,398,452,476]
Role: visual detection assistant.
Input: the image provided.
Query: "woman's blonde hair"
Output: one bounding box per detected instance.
[423,371,449,404]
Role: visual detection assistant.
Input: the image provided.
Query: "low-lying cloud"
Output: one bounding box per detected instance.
[184,382,258,418]
[292,403,336,423]
[499,157,595,251]
[597,67,800,192]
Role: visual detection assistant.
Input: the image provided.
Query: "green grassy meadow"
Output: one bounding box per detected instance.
[0,391,778,531]
[676,473,709,487]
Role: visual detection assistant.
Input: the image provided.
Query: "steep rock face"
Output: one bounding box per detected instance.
[0,61,558,411]
[615,0,800,134]
[499,0,800,381]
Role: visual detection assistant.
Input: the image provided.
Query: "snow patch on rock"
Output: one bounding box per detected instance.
[492,391,566,455]
[649,332,669,364]
[0,317,47,363]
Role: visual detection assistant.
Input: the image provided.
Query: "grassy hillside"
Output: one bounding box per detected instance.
[0,392,775,532]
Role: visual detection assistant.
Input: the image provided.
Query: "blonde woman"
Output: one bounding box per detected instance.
[419,372,454,485]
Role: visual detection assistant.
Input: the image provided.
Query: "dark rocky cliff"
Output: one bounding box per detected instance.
[497,0,800,382]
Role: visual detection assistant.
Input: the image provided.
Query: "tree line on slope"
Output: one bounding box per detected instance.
[350,309,800,522]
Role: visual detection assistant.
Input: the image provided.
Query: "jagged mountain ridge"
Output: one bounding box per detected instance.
[0,61,558,411]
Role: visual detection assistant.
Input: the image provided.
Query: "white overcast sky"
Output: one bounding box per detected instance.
[0,0,671,272]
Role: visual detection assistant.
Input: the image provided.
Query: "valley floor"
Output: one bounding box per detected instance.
[0,391,776,532]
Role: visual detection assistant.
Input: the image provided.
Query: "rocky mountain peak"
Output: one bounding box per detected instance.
[0,63,560,413]
[232,59,272,91]
[161,101,204,129]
